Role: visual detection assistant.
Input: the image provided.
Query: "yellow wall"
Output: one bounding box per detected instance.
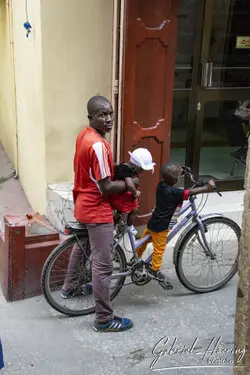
[0,0,17,167]
[12,0,46,212]
[0,0,113,213]
[41,0,114,184]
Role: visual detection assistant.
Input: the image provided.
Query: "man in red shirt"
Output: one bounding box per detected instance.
[62,96,137,332]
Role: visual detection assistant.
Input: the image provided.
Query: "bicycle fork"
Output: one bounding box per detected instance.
[193,218,216,259]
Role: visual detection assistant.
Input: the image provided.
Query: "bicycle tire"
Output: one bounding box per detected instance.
[175,217,240,293]
[41,236,127,316]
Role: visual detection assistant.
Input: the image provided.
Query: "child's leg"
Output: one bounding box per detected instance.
[136,227,152,258]
[150,230,169,271]
[113,211,121,225]
[127,209,137,226]
[115,212,128,235]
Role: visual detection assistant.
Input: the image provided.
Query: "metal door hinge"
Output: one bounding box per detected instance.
[113,79,119,95]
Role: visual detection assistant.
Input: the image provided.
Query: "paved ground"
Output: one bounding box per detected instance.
[0,143,32,226]
[0,143,239,374]
[1,273,237,375]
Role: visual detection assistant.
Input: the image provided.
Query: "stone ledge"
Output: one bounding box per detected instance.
[45,183,74,233]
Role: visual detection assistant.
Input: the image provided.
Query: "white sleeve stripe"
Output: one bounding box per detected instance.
[100,142,111,177]
[103,143,110,176]
[92,142,111,179]
[102,143,111,176]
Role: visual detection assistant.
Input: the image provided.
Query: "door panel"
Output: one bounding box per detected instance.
[196,0,250,187]
[134,38,169,128]
[122,0,179,225]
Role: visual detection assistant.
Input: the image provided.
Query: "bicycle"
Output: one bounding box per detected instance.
[41,166,240,316]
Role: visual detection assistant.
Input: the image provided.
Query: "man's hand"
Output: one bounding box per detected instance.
[125,177,137,196]
[131,189,141,202]
[132,176,139,187]
[207,179,216,192]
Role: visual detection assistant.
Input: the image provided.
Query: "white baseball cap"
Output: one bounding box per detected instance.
[128,148,156,171]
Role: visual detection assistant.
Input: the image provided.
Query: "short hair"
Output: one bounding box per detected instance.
[160,162,178,177]
[87,96,110,116]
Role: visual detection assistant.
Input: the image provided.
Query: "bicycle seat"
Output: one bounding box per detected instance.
[64,221,88,235]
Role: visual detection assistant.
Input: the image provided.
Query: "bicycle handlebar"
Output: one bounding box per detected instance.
[181,166,222,197]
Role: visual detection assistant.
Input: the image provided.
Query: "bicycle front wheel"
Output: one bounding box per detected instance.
[175,217,240,293]
[41,237,127,316]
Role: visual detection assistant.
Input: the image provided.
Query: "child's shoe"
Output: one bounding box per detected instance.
[147,267,173,289]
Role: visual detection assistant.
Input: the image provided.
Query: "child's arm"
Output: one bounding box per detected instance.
[188,179,216,196]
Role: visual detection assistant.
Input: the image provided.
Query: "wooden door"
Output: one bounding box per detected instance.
[121,0,180,225]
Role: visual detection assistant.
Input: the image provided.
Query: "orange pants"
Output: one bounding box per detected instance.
[136,227,169,271]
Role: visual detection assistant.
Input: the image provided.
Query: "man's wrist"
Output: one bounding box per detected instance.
[132,177,139,186]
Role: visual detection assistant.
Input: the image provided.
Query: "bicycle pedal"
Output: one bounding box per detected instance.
[158,279,173,290]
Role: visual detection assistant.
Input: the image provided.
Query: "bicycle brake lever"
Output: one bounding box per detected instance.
[181,165,192,176]
[212,186,222,197]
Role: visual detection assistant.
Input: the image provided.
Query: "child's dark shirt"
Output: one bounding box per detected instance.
[148,181,188,232]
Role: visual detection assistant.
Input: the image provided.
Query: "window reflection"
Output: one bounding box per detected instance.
[208,0,250,88]
[199,100,249,180]
[174,0,199,89]
[170,96,189,166]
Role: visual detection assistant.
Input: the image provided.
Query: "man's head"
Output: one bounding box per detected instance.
[87,96,114,136]
[160,162,182,186]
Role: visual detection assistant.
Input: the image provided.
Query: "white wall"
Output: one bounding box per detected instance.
[1,0,114,213]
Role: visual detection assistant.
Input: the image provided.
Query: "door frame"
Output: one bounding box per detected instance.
[111,0,125,163]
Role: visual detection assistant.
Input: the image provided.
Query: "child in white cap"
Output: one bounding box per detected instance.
[111,148,155,234]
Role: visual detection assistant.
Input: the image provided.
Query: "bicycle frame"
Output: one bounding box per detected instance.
[112,195,220,278]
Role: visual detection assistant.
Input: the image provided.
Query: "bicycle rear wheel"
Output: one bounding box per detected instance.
[41,236,126,316]
[175,217,240,293]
